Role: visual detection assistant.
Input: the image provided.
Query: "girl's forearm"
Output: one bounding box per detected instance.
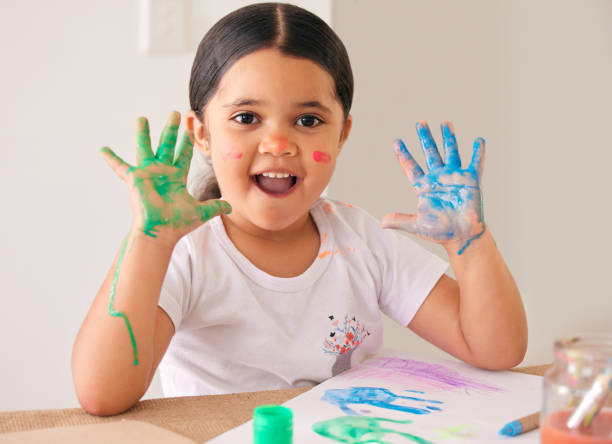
[72,232,175,415]
[445,228,527,369]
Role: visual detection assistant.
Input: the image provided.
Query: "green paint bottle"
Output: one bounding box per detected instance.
[253,405,293,444]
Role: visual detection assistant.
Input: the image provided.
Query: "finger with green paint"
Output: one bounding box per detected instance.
[100,111,232,244]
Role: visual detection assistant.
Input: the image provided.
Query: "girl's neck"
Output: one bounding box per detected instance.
[221,210,315,242]
[220,211,320,278]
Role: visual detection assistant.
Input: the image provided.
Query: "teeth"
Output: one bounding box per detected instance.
[261,172,292,178]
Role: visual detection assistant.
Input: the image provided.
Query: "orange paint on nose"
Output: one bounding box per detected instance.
[263,134,289,152]
[313,151,331,164]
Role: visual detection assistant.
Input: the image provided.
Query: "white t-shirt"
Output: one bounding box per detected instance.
[157,198,447,397]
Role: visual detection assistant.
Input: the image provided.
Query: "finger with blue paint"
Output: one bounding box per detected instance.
[442,122,461,169]
[392,139,424,185]
[416,121,444,170]
[381,121,486,255]
[470,136,486,183]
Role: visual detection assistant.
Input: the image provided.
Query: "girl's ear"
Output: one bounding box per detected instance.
[337,114,353,152]
[186,110,210,157]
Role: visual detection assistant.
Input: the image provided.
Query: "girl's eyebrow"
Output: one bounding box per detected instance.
[224,98,264,108]
[296,100,332,114]
[223,98,332,114]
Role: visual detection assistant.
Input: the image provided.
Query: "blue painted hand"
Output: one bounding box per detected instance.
[381,121,486,255]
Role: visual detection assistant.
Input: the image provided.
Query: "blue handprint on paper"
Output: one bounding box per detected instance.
[322,387,443,416]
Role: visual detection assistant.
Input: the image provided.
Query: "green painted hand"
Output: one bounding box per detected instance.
[100,111,231,241]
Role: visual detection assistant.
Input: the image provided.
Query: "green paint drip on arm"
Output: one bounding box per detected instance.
[104,116,230,367]
[108,237,139,366]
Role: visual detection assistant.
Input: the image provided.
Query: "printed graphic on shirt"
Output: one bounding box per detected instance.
[323,314,371,376]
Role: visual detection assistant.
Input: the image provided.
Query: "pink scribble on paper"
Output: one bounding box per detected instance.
[341,357,503,394]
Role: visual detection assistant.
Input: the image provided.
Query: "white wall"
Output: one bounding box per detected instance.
[1,0,610,412]
[330,0,612,364]
[0,0,330,411]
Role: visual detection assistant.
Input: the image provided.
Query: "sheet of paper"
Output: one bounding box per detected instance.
[209,349,542,443]
[0,419,197,444]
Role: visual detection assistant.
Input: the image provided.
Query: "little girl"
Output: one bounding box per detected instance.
[72,2,527,416]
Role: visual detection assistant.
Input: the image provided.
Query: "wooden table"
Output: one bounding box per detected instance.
[0,365,550,443]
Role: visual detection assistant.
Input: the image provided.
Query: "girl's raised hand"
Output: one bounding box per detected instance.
[100,111,231,245]
[381,121,485,255]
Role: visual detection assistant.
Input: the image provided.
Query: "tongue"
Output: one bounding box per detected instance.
[256,175,294,194]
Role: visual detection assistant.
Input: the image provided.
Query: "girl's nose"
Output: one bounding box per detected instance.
[258,133,297,157]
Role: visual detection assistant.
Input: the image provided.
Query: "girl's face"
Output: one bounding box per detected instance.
[190,48,352,235]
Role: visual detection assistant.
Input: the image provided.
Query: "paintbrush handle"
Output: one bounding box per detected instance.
[566,372,612,429]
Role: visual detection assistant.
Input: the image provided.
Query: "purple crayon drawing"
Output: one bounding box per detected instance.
[341,357,503,394]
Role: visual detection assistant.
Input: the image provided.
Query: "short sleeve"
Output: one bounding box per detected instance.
[377,230,448,327]
[158,236,193,330]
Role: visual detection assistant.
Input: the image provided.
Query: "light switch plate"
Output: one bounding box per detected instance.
[138,0,187,54]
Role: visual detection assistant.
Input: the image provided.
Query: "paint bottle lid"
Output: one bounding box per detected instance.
[253,405,293,444]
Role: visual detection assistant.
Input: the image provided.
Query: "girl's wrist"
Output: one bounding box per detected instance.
[443,225,491,261]
[127,225,180,254]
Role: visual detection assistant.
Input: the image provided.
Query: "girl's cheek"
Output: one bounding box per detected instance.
[313,151,331,164]
[224,151,243,160]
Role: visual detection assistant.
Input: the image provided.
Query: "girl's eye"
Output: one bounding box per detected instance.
[296,115,322,128]
[232,113,259,125]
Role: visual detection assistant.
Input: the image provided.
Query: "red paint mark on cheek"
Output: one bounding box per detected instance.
[224,151,243,159]
[313,151,331,164]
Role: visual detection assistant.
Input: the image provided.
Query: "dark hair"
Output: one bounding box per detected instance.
[188,2,353,201]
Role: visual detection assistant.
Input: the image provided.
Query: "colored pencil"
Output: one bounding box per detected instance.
[498,412,540,437]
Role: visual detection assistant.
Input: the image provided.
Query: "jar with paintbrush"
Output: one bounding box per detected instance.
[541,334,612,443]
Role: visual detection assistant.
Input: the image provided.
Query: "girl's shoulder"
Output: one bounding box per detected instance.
[314,197,371,219]
[313,197,393,250]
[314,197,382,232]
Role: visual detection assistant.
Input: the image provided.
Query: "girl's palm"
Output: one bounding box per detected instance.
[382,122,485,255]
[100,112,231,242]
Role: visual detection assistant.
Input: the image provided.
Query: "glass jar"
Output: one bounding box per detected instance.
[541,335,612,443]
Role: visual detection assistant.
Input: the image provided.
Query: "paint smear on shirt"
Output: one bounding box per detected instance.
[319,250,331,259]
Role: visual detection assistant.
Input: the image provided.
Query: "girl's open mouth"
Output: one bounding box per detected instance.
[252,172,298,196]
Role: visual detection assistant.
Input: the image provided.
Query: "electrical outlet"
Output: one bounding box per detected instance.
[138,0,186,54]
